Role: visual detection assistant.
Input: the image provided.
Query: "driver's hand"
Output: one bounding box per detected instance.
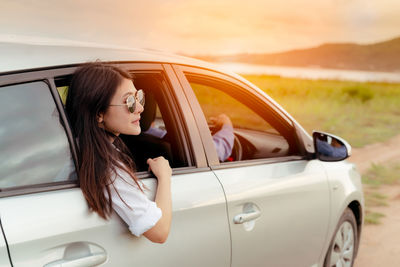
[209,114,232,128]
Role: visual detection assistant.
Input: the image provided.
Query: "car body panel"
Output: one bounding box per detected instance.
[317,161,364,264]
[0,173,230,266]
[213,160,331,267]
[0,223,11,267]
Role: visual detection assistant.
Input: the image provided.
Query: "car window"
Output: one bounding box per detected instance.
[55,71,190,172]
[191,83,278,134]
[187,79,295,162]
[0,81,76,190]
[57,85,68,105]
[122,73,190,171]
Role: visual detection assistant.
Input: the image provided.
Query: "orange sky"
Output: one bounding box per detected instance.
[1,0,399,54]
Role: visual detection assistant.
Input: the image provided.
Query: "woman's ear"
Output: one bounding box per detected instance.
[97,113,104,124]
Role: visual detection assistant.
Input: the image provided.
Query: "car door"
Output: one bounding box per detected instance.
[0,64,230,267]
[174,65,331,267]
[0,220,11,267]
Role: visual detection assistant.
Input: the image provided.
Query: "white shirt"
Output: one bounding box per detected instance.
[108,167,162,237]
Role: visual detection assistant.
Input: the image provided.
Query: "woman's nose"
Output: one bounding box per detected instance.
[135,101,144,114]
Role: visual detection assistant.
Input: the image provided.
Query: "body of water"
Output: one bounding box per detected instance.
[215,62,400,83]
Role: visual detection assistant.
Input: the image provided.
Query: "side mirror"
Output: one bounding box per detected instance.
[312,131,352,162]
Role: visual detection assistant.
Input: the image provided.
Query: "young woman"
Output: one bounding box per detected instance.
[66,62,172,243]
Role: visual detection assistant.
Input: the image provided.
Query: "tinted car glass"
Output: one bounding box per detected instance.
[191,82,278,133]
[189,81,292,161]
[0,81,76,190]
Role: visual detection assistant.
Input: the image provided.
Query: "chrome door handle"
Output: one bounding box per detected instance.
[44,252,107,267]
[233,210,261,224]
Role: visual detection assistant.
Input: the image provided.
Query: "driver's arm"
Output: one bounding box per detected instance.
[212,124,234,162]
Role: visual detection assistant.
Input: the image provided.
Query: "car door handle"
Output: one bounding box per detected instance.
[233,210,261,224]
[44,252,107,267]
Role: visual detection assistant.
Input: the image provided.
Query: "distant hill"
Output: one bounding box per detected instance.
[194,37,400,72]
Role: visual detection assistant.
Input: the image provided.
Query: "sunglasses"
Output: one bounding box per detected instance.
[109,89,145,113]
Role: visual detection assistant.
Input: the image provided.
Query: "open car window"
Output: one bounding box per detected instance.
[123,72,190,171]
[55,70,191,173]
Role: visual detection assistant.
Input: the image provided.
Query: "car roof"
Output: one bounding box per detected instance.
[0,41,224,74]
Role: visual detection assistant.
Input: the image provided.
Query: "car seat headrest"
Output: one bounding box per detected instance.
[140,90,157,132]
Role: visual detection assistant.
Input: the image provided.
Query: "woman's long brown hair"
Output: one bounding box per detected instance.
[66,62,142,219]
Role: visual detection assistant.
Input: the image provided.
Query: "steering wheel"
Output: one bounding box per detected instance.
[230,134,243,161]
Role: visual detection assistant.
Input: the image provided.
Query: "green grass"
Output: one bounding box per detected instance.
[362,162,400,186]
[365,210,385,225]
[242,75,400,147]
[364,191,388,207]
[361,161,400,224]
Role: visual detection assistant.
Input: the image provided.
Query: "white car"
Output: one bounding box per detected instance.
[0,42,364,267]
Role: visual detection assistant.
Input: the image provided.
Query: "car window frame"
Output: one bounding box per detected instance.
[0,62,208,198]
[0,69,79,198]
[172,64,306,168]
[160,64,209,170]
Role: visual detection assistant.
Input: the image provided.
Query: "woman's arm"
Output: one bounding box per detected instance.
[143,157,172,243]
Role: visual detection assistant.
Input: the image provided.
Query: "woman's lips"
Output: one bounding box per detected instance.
[132,118,140,124]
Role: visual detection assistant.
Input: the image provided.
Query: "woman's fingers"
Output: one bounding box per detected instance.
[148,156,165,163]
[146,156,172,179]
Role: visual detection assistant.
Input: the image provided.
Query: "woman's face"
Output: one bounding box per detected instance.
[99,78,144,136]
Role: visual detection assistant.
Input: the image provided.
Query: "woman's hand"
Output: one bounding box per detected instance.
[147,156,172,180]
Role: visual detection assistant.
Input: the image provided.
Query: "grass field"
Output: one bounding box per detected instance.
[242,75,400,147]
[362,161,400,224]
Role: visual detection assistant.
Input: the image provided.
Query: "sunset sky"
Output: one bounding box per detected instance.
[1,0,399,55]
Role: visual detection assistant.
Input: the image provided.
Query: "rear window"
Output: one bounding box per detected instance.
[0,81,76,190]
